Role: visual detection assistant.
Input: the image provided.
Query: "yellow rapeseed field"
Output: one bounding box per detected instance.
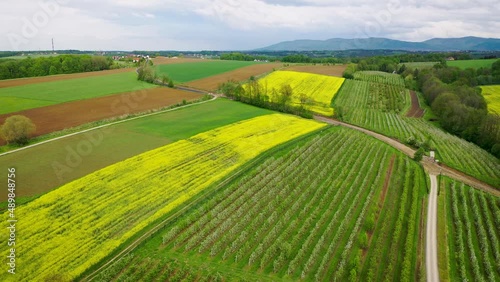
[255,70,345,116]
[481,85,500,114]
[0,114,325,281]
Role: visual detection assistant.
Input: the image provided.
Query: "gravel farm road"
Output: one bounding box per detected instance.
[426,174,439,282]
[314,115,500,282]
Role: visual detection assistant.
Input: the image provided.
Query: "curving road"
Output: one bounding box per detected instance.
[314,116,499,196]
[426,174,439,282]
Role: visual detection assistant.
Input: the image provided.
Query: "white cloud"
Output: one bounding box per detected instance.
[0,0,498,50]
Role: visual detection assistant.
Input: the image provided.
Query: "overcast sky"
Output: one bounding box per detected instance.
[2,0,499,51]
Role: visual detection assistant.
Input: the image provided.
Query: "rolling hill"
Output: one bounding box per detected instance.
[257,36,500,51]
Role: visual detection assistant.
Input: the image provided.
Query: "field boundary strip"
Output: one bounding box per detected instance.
[0,96,217,157]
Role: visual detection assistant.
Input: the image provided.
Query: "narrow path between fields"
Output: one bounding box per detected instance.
[426,174,439,282]
[0,88,202,146]
[0,95,216,157]
[314,116,499,196]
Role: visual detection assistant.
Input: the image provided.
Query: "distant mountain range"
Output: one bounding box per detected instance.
[256,37,500,51]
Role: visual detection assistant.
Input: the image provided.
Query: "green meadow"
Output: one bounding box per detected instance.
[0,71,156,114]
[155,60,258,83]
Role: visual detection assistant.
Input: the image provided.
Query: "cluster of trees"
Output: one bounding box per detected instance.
[137,61,156,83]
[137,61,174,88]
[0,55,114,80]
[353,55,500,84]
[342,64,357,79]
[475,61,500,85]
[354,56,400,73]
[399,60,500,86]
[0,51,19,58]
[218,80,312,118]
[417,66,500,157]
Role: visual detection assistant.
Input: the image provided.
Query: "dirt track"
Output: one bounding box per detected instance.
[185,63,284,91]
[0,68,136,89]
[284,65,347,77]
[315,115,499,196]
[0,88,201,145]
[406,91,425,118]
[426,174,439,282]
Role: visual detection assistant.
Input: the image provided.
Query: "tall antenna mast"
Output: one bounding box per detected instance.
[52,38,54,52]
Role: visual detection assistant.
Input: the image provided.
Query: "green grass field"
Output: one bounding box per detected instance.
[448,59,497,69]
[92,126,426,281]
[480,85,500,114]
[0,71,156,114]
[155,61,257,83]
[0,99,273,202]
[399,62,437,70]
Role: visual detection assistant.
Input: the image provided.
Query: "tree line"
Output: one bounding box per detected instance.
[220,52,270,61]
[416,64,500,157]
[0,55,115,80]
[137,61,174,88]
[342,56,500,157]
[218,79,313,118]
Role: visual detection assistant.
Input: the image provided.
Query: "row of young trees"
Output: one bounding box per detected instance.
[0,55,114,80]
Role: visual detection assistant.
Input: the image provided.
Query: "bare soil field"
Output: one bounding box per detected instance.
[185,62,283,91]
[0,68,136,89]
[284,64,347,77]
[0,88,201,145]
[406,90,425,118]
[151,56,215,65]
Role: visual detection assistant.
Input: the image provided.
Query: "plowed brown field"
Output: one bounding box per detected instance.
[0,68,136,89]
[406,90,424,118]
[0,88,201,145]
[185,63,283,91]
[284,65,347,77]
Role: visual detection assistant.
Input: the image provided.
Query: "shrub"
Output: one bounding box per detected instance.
[137,63,157,83]
[0,115,36,145]
[413,147,425,162]
[406,136,416,146]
